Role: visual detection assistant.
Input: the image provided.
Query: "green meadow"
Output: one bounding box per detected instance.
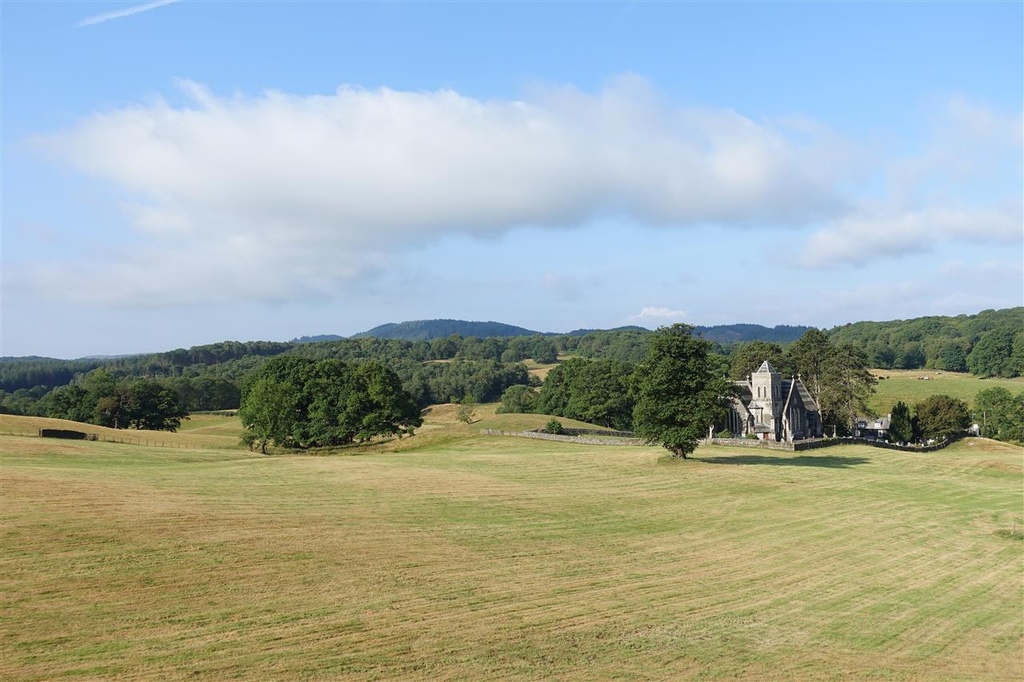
[868,369,1024,415]
[1,409,1022,680]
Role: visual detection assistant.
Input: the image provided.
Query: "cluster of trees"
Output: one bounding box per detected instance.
[888,396,971,443]
[885,388,1023,445]
[44,369,188,431]
[3,373,240,420]
[973,387,1024,443]
[238,357,422,453]
[502,358,635,430]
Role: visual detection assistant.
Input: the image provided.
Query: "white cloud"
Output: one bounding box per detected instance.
[799,203,1022,268]
[23,82,1022,306]
[635,306,689,319]
[27,77,846,306]
[798,97,1023,269]
[77,0,177,28]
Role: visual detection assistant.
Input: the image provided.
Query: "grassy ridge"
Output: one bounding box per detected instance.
[1,414,1021,680]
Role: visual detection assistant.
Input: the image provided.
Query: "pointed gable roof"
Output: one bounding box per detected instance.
[755,360,778,375]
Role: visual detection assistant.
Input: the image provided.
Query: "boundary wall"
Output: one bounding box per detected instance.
[706,436,956,453]
[481,429,956,452]
[479,429,642,446]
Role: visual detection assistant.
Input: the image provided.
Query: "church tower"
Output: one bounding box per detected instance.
[749,360,783,440]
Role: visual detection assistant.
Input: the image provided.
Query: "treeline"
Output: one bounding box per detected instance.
[828,308,1023,376]
[0,336,551,418]
[44,370,187,431]
[0,340,293,393]
[3,308,1020,423]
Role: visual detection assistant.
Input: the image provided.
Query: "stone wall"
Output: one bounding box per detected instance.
[480,429,958,452]
[706,436,956,453]
[479,429,643,446]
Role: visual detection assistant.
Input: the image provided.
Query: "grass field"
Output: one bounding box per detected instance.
[0,413,245,451]
[868,369,1024,415]
[2,410,1021,680]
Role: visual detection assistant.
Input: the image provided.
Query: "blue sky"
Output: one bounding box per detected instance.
[3,1,1022,358]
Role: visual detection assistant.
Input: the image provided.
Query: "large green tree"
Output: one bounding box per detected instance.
[536,358,635,429]
[915,394,970,441]
[631,324,732,459]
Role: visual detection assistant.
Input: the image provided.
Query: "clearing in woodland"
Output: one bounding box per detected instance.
[1,411,1021,680]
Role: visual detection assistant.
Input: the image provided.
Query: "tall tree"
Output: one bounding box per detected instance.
[889,401,915,444]
[788,328,830,408]
[631,324,732,459]
[818,343,877,435]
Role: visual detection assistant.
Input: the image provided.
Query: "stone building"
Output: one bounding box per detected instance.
[725,360,823,442]
[853,414,891,440]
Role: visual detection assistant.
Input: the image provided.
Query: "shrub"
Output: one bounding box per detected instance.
[545,419,564,435]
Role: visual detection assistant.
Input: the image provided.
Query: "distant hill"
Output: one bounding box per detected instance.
[291,334,344,344]
[694,324,812,345]
[564,326,649,336]
[352,319,541,341]
[349,320,812,344]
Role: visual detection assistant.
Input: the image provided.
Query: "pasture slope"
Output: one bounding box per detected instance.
[868,369,1023,414]
[1,409,1021,681]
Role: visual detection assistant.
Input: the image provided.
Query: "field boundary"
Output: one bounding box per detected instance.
[0,425,207,449]
[479,428,956,452]
[706,436,956,453]
[480,429,643,446]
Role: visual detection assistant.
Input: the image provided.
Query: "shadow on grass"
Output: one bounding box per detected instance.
[696,454,871,468]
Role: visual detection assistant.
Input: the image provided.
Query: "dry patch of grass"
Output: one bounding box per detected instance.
[523,359,559,381]
[2,432,1021,680]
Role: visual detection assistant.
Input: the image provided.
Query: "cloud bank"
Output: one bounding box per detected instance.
[23,78,1021,306]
